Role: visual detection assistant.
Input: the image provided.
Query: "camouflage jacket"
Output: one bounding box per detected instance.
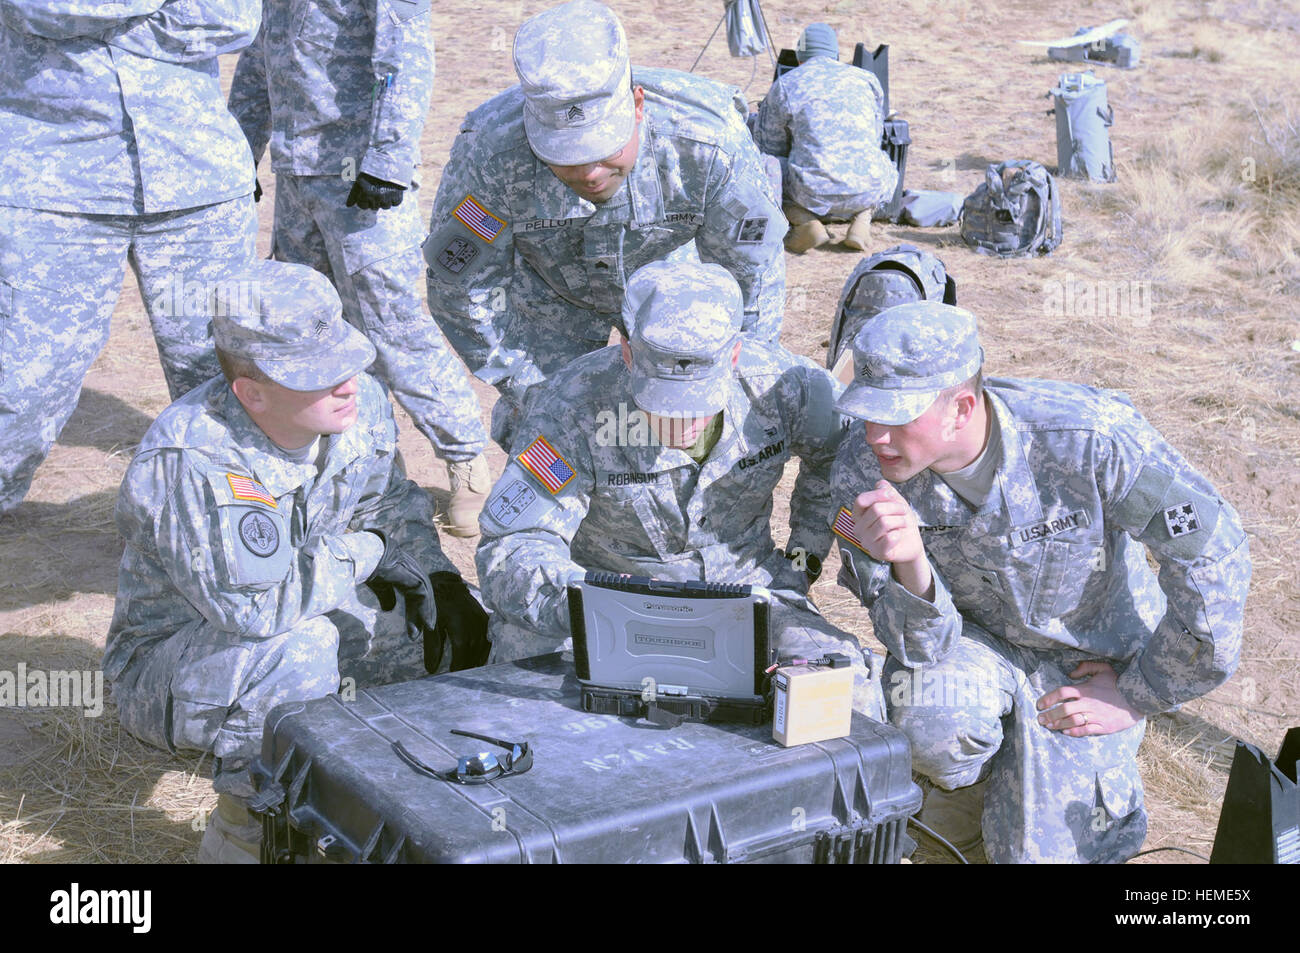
[476,341,843,640]
[0,0,259,214]
[424,66,787,390]
[753,55,897,217]
[228,0,432,187]
[830,378,1250,716]
[104,372,453,680]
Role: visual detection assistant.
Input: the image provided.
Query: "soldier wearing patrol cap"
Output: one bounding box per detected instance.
[476,260,884,719]
[227,0,493,538]
[423,0,788,449]
[104,259,488,864]
[753,23,898,253]
[829,301,1251,863]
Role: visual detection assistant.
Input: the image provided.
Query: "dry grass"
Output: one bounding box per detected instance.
[1,0,1297,864]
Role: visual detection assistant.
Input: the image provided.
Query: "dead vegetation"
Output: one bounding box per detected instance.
[1,0,1296,864]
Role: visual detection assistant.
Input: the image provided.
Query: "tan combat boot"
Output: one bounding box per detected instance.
[198,793,262,864]
[919,777,989,863]
[785,221,831,254]
[782,201,831,254]
[446,453,491,538]
[841,209,872,251]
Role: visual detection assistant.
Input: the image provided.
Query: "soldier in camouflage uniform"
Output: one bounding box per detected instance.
[228,0,491,538]
[753,23,898,254]
[829,302,1250,863]
[0,0,260,514]
[476,260,884,719]
[104,260,486,863]
[424,0,788,449]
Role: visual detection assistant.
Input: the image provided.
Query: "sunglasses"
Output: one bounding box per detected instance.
[393,729,533,785]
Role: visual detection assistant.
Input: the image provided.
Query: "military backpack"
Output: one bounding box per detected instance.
[959,160,1063,258]
[827,243,957,376]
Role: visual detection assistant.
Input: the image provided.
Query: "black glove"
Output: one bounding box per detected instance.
[253,177,262,203]
[367,533,437,642]
[426,572,491,673]
[345,172,405,210]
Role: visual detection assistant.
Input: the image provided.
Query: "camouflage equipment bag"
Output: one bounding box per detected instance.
[827,242,957,371]
[959,160,1063,258]
[1050,71,1116,183]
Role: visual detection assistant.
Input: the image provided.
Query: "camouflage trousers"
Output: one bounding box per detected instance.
[486,591,886,721]
[273,174,486,463]
[776,155,897,221]
[111,585,427,796]
[0,197,256,512]
[883,623,1147,863]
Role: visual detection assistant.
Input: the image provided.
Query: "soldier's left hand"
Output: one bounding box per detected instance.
[1036,661,1143,737]
[345,172,406,210]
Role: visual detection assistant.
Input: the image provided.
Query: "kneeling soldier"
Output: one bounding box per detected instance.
[104,260,487,863]
[829,302,1250,862]
[476,259,884,718]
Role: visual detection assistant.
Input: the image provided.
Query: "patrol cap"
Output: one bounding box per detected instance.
[211,260,375,392]
[513,1,635,166]
[624,261,742,417]
[797,23,839,62]
[836,302,984,425]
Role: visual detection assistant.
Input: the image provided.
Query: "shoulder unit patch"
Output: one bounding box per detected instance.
[238,510,280,557]
[1163,501,1201,538]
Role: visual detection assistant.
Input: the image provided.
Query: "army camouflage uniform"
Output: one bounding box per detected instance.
[423,66,787,444]
[476,261,882,718]
[831,329,1250,861]
[105,372,452,789]
[754,53,898,221]
[0,0,260,513]
[227,0,487,465]
[104,264,456,798]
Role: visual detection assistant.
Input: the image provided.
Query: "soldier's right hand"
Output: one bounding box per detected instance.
[853,480,934,599]
[366,532,438,632]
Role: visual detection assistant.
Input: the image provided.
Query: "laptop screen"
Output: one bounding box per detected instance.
[567,572,772,701]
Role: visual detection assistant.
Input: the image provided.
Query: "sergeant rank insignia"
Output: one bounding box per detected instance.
[1164,501,1201,537]
[832,506,868,553]
[518,436,575,494]
[437,237,479,274]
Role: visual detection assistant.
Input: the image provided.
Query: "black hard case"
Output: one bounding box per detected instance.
[252,653,921,864]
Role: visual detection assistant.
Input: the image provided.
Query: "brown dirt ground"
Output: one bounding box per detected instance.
[1,0,1297,864]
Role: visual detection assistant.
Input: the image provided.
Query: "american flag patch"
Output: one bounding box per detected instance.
[832,506,867,553]
[518,436,575,494]
[453,195,506,243]
[227,473,276,508]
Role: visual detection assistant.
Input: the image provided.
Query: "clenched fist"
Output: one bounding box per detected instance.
[853,479,934,599]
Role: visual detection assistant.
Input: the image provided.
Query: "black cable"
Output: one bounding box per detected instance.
[1130,845,1211,862]
[907,815,971,864]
